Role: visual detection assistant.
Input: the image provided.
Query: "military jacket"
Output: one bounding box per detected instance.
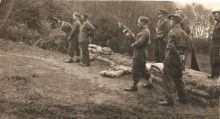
[69,20,81,41]
[132,26,150,62]
[180,18,191,35]
[166,25,188,54]
[79,20,95,43]
[212,21,220,46]
[156,17,170,39]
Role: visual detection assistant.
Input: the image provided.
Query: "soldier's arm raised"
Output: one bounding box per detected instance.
[132,31,149,47]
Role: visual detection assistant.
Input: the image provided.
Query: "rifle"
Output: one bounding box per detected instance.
[113,16,136,42]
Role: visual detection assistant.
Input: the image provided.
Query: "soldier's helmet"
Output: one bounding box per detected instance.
[73,12,81,19]
[168,14,182,23]
[138,16,150,24]
[82,14,89,19]
[157,10,168,15]
[176,9,185,19]
[212,10,220,15]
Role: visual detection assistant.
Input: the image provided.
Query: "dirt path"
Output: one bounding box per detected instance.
[0,40,219,119]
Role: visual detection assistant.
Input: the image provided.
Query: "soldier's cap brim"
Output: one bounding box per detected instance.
[73,12,81,17]
[168,14,182,21]
[139,16,150,23]
[212,10,220,15]
[176,8,181,11]
[82,13,89,19]
[157,10,168,14]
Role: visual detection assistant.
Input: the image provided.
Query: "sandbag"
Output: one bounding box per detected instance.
[112,65,132,74]
[89,44,103,53]
[100,70,125,78]
[102,47,112,55]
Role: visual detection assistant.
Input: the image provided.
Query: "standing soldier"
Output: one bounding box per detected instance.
[155,10,170,63]
[176,9,191,35]
[159,14,188,105]
[176,9,192,71]
[66,12,81,63]
[124,16,153,92]
[209,10,220,80]
[79,14,95,66]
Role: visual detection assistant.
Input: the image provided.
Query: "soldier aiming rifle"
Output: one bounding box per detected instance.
[114,16,153,92]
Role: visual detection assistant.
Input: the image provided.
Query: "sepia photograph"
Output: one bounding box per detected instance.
[0,0,219,118]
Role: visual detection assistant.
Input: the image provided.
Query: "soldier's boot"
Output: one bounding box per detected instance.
[143,78,153,89]
[124,86,137,92]
[124,81,138,92]
[159,95,175,106]
[207,75,214,79]
[143,72,153,89]
[207,75,219,80]
[65,57,74,63]
[73,56,80,62]
[79,62,90,67]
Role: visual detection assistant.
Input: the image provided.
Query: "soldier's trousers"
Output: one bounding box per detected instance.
[178,47,188,71]
[68,40,80,57]
[79,42,90,65]
[132,59,151,86]
[210,46,220,78]
[162,53,187,103]
[155,38,166,63]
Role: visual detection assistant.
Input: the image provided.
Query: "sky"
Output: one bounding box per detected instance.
[175,0,220,10]
[66,0,220,10]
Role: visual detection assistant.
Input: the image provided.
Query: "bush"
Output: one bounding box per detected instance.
[1,22,40,45]
[34,29,68,54]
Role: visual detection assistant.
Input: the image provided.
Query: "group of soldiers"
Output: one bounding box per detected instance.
[122,9,220,106]
[59,9,219,106]
[57,12,95,66]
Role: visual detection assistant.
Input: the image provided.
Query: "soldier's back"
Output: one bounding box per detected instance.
[170,26,188,48]
[212,22,220,46]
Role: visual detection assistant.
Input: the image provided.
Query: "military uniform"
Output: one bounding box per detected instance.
[177,10,191,70]
[59,21,73,53]
[210,13,220,79]
[155,16,170,62]
[67,20,81,59]
[180,18,191,35]
[79,20,95,66]
[124,16,152,92]
[132,25,151,86]
[161,15,188,104]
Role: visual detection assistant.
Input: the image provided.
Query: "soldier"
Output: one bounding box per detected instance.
[155,10,170,63]
[209,10,220,80]
[79,14,95,66]
[176,9,191,71]
[124,16,153,92]
[176,9,191,35]
[66,12,81,63]
[159,14,188,106]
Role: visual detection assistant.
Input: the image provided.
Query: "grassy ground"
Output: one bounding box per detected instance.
[0,40,218,119]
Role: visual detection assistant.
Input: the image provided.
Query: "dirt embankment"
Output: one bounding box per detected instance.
[0,40,219,119]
